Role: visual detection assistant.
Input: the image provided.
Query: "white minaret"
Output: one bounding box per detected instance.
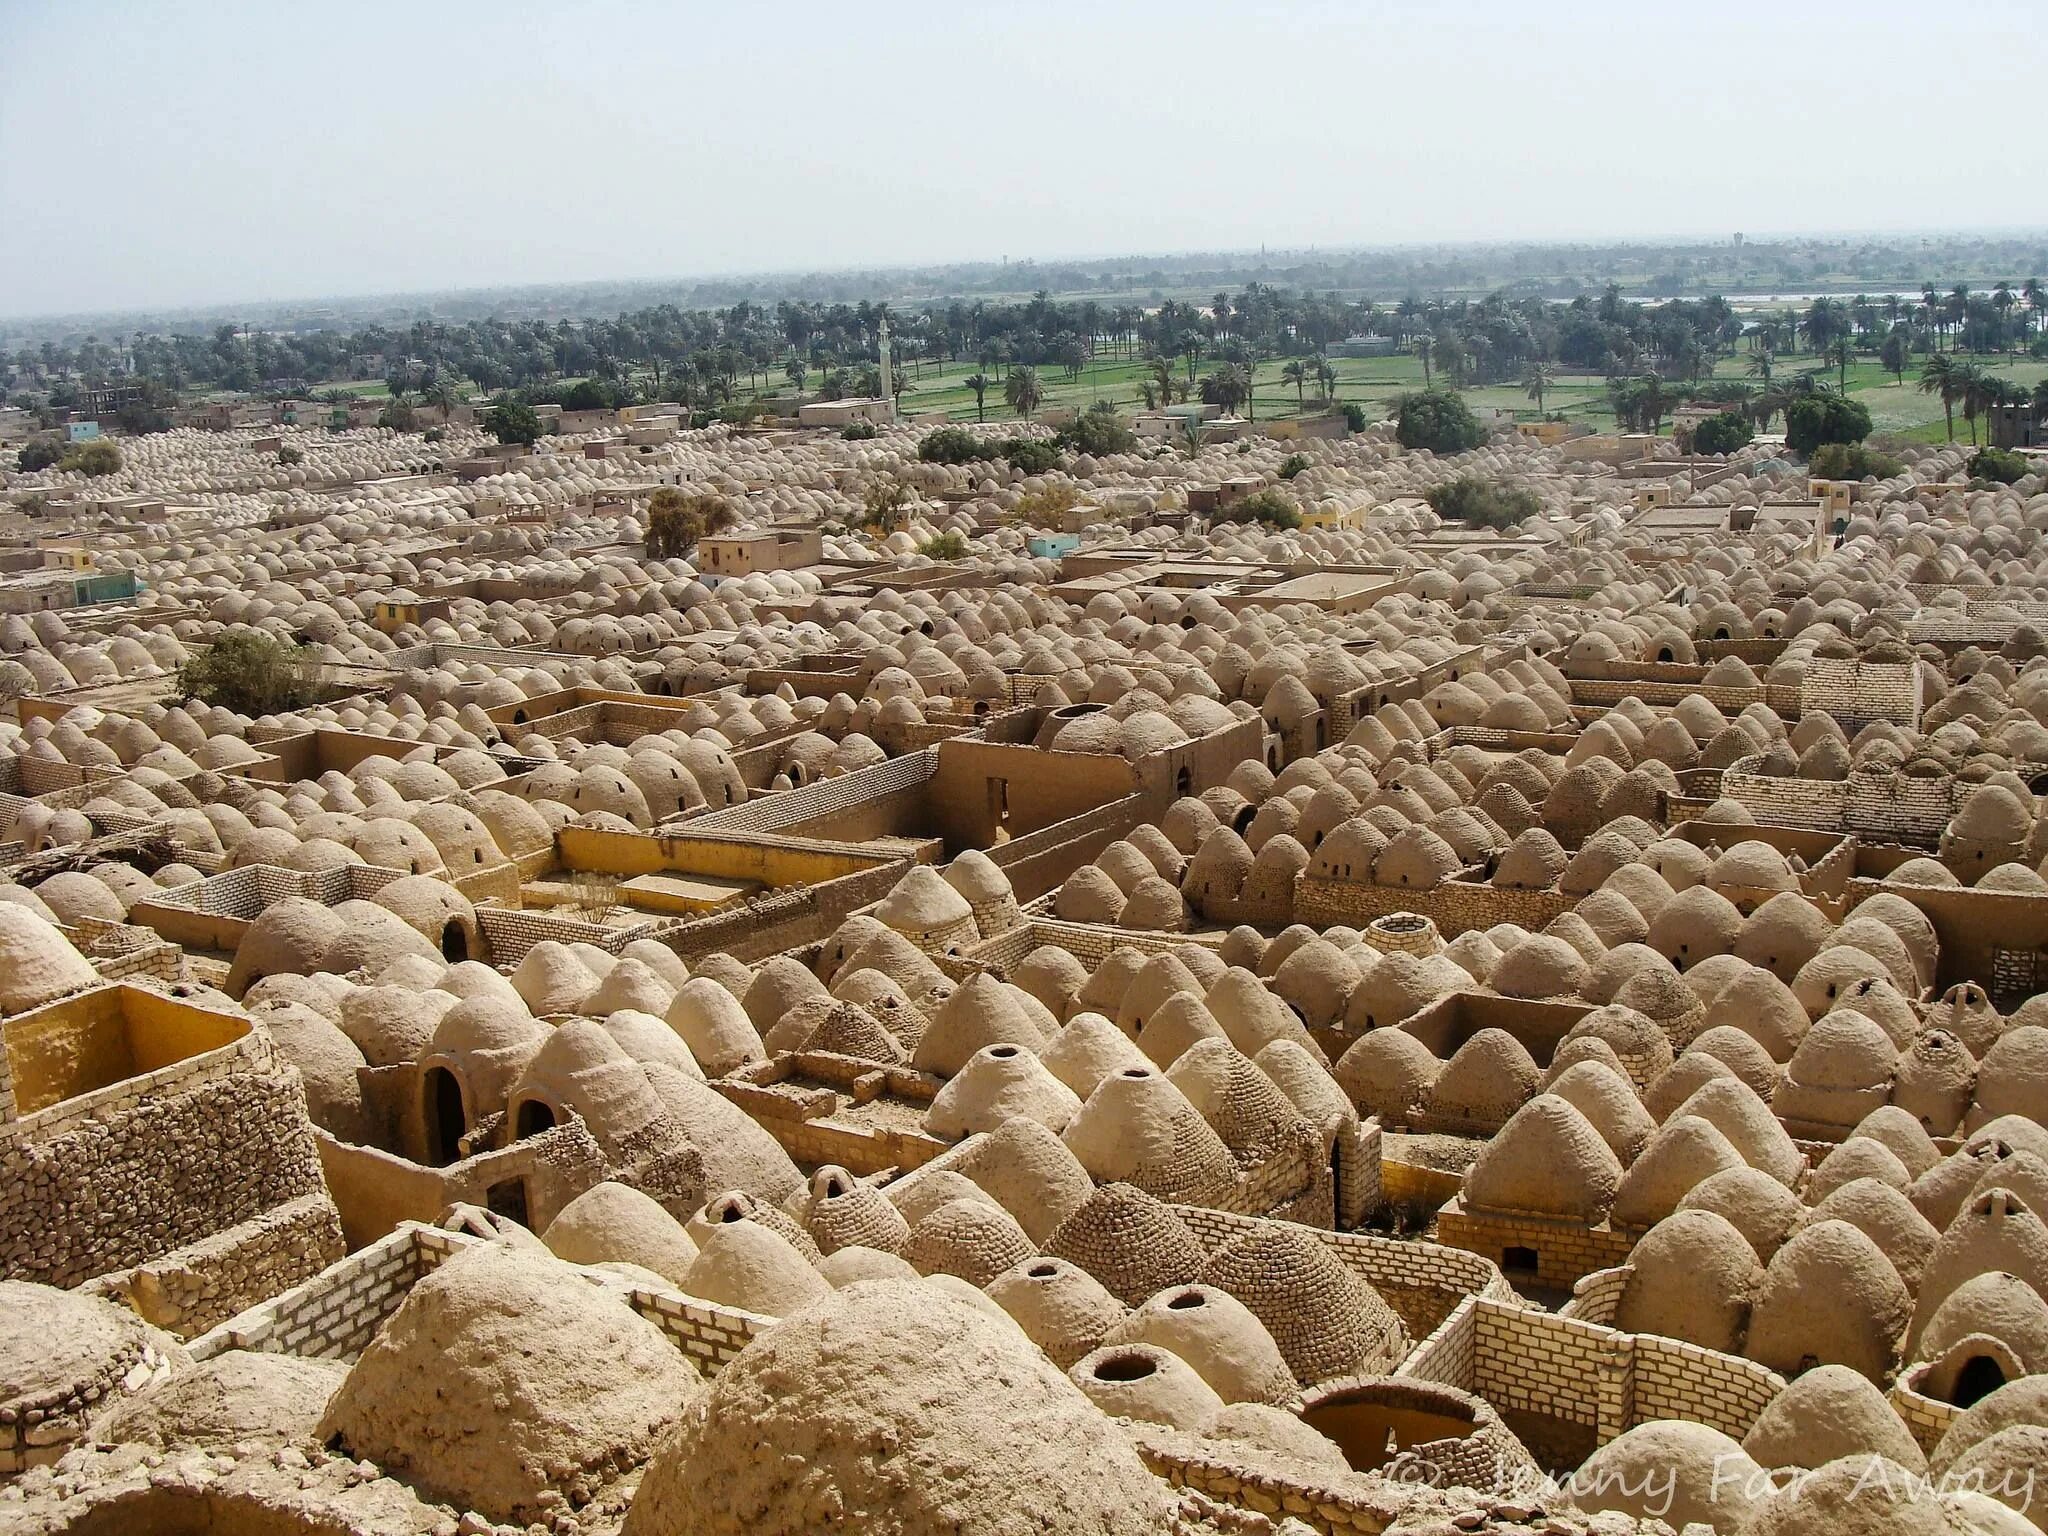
[877,314,893,407]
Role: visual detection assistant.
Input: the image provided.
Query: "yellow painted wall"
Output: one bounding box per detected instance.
[2,985,247,1114]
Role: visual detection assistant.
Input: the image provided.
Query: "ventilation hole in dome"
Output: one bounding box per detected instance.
[1027,1261,1060,1280]
[1092,1351,1158,1383]
[988,1045,1021,1060]
[1165,1289,1206,1311]
[1120,1066,1152,1080]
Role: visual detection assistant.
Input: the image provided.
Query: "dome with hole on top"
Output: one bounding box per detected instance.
[986,1255,1128,1369]
[623,1281,1178,1536]
[1104,1282,1295,1407]
[797,1166,911,1257]
[923,1042,1081,1140]
[1463,1094,1622,1221]
[1068,1341,1224,1430]
[1062,1064,1235,1201]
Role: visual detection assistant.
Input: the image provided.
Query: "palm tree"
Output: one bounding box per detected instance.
[1314,356,1338,405]
[1956,360,1989,446]
[784,357,807,396]
[1827,336,1854,393]
[1003,366,1043,420]
[1746,347,1774,386]
[962,372,989,423]
[1919,353,1961,442]
[1523,361,1553,415]
[1413,337,1433,389]
[422,374,464,418]
[1281,360,1308,412]
[1147,356,1177,408]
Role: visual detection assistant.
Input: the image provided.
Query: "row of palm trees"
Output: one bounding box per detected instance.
[1917,354,2043,446]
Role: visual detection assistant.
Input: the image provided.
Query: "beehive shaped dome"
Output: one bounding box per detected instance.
[913,972,1050,1077]
[1911,1186,2048,1354]
[1044,1182,1208,1308]
[0,905,98,1015]
[950,1117,1095,1246]
[922,1042,1081,1140]
[663,977,764,1077]
[1546,1059,1656,1162]
[1333,1027,1440,1123]
[1672,1076,1803,1186]
[1488,934,1590,1000]
[1040,1010,1152,1098]
[1676,1165,1807,1261]
[623,1281,1178,1536]
[1615,1209,1761,1354]
[509,939,599,1016]
[1746,1218,1912,1382]
[1734,889,1837,986]
[1421,1027,1540,1128]
[875,863,977,949]
[1612,1113,1746,1229]
[682,1215,831,1318]
[1103,1282,1295,1407]
[1741,1362,1926,1472]
[1463,1094,1622,1221]
[985,1255,1128,1369]
[1698,965,1810,1062]
[1776,1008,1898,1132]
[1199,1221,1407,1387]
[902,1197,1037,1288]
[542,1181,699,1286]
[1741,1453,1990,1536]
[319,1243,702,1525]
[1062,1064,1235,1200]
[1571,1421,1766,1531]
[1916,1270,2048,1402]
[97,1349,347,1452]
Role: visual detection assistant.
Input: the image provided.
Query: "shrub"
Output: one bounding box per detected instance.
[1785,394,1872,455]
[1277,453,1311,480]
[378,400,418,432]
[177,631,319,715]
[423,426,446,443]
[60,441,122,477]
[1394,390,1485,454]
[842,420,878,441]
[278,445,303,467]
[1217,488,1301,530]
[644,487,734,560]
[1426,475,1540,530]
[998,437,1062,475]
[1010,483,1081,524]
[859,479,914,534]
[1809,441,1904,481]
[1057,402,1136,457]
[486,398,544,446]
[1691,412,1753,456]
[918,425,992,464]
[1339,401,1367,433]
[15,438,64,473]
[918,531,969,560]
[1971,446,2029,485]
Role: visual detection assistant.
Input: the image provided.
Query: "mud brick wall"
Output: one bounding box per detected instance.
[0,1040,327,1290]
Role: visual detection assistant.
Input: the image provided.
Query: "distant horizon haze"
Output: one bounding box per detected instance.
[2,0,2043,319]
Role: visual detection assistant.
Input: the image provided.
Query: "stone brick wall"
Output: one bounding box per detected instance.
[1434,1202,1636,1292]
[1,1033,329,1292]
[81,1190,345,1339]
[1891,1367,1963,1456]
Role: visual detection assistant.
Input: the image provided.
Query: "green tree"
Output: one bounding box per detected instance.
[1215,487,1300,529]
[1784,394,1872,455]
[1809,442,1903,481]
[1281,360,1308,411]
[1958,361,1990,447]
[1277,453,1310,480]
[486,398,543,446]
[60,440,122,477]
[1920,353,1961,442]
[859,478,914,534]
[1970,446,2028,485]
[177,631,318,715]
[961,372,990,423]
[1880,328,1910,385]
[1394,390,1485,454]
[1058,401,1135,456]
[643,487,733,560]
[278,445,303,467]
[1003,365,1044,420]
[784,357,807,396]
[1425,476,1540,530]
[1827,335,1855,393]
[1692,412,1753,456]
[1314,356,1338,405]
[15,438,64,473]
[1523,362,1553,415]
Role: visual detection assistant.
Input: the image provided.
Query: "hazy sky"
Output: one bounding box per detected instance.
[3,0,2042,318]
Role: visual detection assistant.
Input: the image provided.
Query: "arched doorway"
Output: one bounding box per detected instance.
[440,919,468,963]
[515,1099,558,1139]
[423,1067,465,1166]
